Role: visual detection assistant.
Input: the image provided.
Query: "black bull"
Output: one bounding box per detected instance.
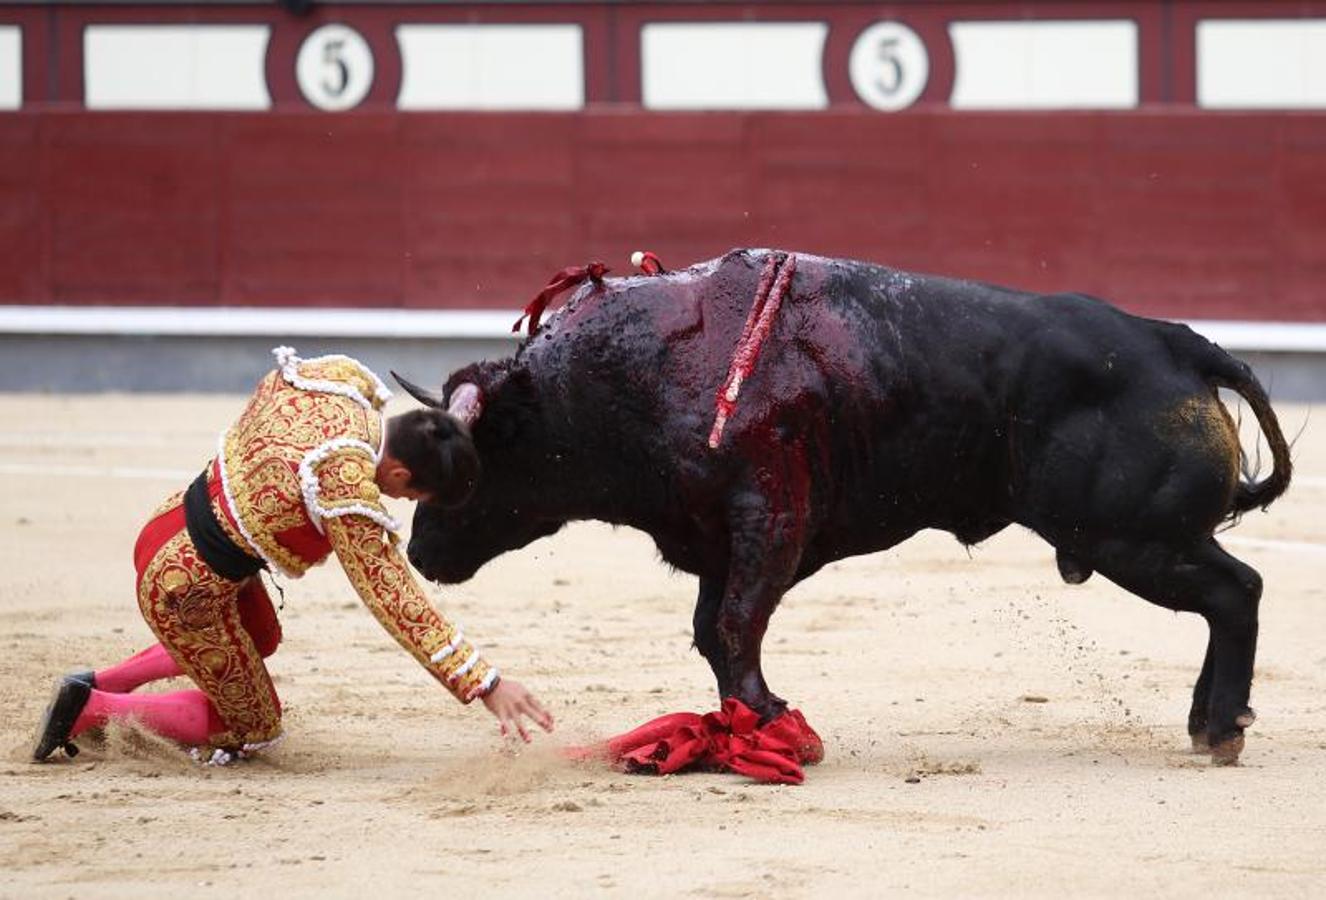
[399,249,1291,764]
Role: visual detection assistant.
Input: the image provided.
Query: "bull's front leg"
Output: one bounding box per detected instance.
[716,474,810,722]
[692,577,733,697]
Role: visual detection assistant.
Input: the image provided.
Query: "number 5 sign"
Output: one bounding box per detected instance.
[296,24,375,111]
[849,22,929,111]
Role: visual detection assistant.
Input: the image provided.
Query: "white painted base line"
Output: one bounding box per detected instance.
[0,306,521,340]
[0,306,1325,352]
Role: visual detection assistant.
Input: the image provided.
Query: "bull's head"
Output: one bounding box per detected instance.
[393,361,565,584]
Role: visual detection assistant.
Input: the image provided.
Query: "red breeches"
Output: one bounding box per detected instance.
[132,494,283,749]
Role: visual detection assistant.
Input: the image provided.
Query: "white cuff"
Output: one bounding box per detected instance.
[448,649,480,682]
[429,628,465,664]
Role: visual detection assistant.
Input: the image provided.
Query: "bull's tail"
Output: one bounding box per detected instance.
[1189,336,1293,515]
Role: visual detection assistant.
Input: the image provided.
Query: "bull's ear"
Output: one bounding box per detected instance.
[504,366,536,394]
[472,364,539,444]
[391,371,446,409]
[472,362,534,403]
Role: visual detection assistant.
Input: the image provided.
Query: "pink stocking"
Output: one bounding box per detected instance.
[93,644,182,693]
[71,688,224,746]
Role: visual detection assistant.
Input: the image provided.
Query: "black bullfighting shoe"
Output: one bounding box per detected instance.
[32,672,94,762]
[66,669,96,688]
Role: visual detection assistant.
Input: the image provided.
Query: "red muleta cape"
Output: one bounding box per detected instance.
[568,699,824,785]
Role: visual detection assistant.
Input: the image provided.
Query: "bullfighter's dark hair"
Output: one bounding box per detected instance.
[385,409,480,508]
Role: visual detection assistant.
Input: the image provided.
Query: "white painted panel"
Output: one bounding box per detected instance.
[950,20,1138,109]
[397,24,583,110]
[1198,20,1326,109]
[84,25,271,110]
[642,22,828,110]
[0,27,20,110]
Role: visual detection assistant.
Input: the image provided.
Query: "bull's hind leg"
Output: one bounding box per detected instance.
[1188,642,1216,751]
[1087,537,1261,764]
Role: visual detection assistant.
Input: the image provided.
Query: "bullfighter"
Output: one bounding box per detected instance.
[33,346,552,765]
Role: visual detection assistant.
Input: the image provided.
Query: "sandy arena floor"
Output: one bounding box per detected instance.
[1,394,1323,898]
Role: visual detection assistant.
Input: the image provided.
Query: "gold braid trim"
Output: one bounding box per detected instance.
[274,346,392,412]
[323,514,494,703]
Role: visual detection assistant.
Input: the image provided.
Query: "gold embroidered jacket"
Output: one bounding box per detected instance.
[213,347,497,702]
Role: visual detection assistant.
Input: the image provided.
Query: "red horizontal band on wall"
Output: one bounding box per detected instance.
[1,109,1324,321]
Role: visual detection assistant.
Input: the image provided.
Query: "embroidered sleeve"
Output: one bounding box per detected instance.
[323,513,498,703]
[305,443,401,537]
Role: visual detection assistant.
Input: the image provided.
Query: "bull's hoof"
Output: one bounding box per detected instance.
[1209,733,1245,766]
[1055,550,1093,585]
[1191,708,1255,758]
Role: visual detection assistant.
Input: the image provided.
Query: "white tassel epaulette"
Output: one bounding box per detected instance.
[298,438,402,535]
[272,346,393,410]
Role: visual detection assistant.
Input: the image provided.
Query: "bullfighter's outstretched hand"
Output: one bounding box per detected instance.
[477,680,554,743]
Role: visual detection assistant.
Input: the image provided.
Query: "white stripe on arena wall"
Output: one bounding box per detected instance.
[84,25,272,111]
[32,17,1326,114]
[0,26,20,110]
[0,306,1325,353]
[396,24,584,110]
[949,20,1138,110]
[1198,20,1326,109]
[641,22,830,110]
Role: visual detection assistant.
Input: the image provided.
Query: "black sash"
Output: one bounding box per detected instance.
[183,468,265,582]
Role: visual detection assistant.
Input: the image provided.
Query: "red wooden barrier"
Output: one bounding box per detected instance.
[3,109,1324,320]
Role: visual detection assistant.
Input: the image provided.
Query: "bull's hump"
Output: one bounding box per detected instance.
[525,249,887,360]
[533,253,731,339]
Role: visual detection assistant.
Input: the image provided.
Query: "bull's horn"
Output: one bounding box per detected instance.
[447,382,484,425]
[391,371,446,409]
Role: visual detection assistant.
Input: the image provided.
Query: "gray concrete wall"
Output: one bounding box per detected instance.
[0,335,1322,401]
[1233,352,1326,403]
[0,335,519,394]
